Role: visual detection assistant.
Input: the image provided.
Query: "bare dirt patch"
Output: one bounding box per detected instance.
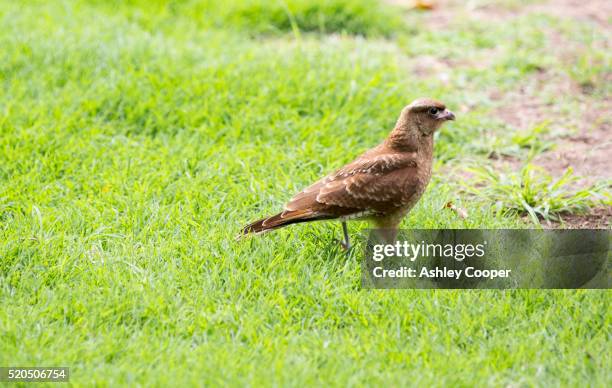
[526,0,612,27]
[544,207,612,229]
[531,120,611,187]
[490,68,611,187]
[497,99,610,188]
[391,0,612,30]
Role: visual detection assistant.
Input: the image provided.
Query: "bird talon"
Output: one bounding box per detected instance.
[332,237,351,251]
[340,240,352,251]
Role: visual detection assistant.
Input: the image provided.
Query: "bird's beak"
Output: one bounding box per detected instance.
[440,109,455,121]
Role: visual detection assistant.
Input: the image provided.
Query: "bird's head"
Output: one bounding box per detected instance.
[396,98,455,136]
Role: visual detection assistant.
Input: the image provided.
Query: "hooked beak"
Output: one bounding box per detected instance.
[440,109,455,121]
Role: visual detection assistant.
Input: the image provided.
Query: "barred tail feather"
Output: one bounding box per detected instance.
[239,209,335,237]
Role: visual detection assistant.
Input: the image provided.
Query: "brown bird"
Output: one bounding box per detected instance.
[241,98,455,249]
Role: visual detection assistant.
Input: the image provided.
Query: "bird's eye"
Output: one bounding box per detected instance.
[428,107,439,115]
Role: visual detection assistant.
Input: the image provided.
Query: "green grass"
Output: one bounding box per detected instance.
[1,0,610,386]
[463,164,611,224]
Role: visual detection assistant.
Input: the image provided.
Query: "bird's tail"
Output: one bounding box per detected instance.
[239,209,334,237]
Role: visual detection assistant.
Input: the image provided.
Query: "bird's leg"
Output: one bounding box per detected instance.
[340,221,351,251]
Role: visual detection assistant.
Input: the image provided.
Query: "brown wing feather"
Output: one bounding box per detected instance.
[316,167,419,212]
[285,151,420,216]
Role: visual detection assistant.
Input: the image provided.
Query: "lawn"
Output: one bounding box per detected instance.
[0,0,610,386]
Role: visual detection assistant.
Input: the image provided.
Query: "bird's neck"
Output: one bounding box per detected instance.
[385,127,434,156]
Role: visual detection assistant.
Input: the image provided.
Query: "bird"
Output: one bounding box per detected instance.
[240,98,455,249]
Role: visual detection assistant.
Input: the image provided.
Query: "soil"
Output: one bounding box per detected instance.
[492,84,611,187]
[543,207,612,229]
[392,0,612,29]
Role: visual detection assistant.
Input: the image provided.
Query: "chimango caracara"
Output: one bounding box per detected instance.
[241,98,455,249]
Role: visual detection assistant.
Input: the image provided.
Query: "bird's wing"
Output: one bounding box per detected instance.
[284,152,421,217]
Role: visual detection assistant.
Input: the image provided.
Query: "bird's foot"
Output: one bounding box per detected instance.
[331,237,352,252]
[340,240,352,251]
